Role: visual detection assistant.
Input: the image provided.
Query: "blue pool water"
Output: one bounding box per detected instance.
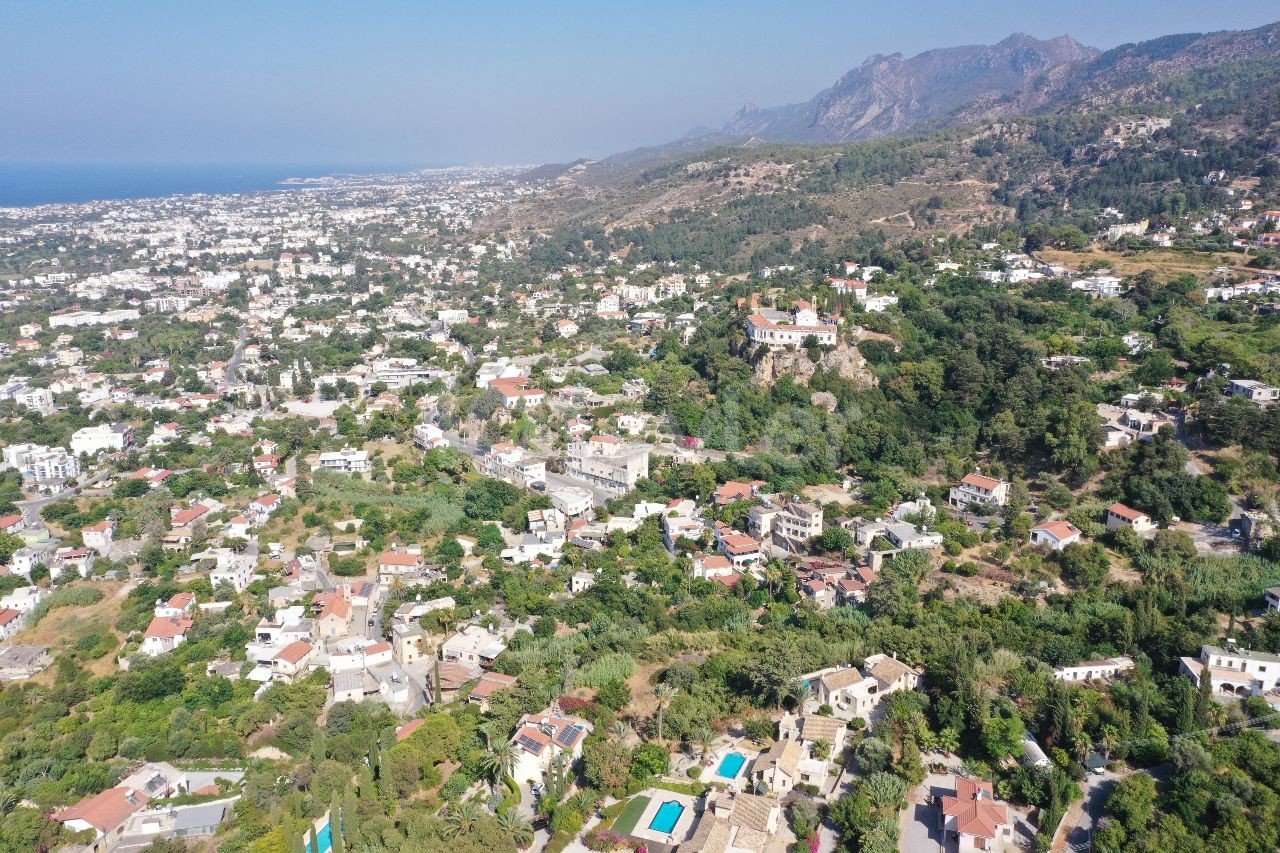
[649,800,685,834]
[306,823,333,853]
[716,751,747,779]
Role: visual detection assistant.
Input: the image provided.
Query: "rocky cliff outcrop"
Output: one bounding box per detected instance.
[751,340,877,389]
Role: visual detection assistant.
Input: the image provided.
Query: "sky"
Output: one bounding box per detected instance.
[3,1,1278,168]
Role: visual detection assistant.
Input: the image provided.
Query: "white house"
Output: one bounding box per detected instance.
[0,608,23,641]
[1053,656,1135,683]
[440,624,507,669]
[1227,379,1280,405]
[377,550,424,583]
[82,519,116,554]
[799,654,921,722]
[745,311,838,350]
[1105,503,1156,532]
[1029,520,1082,551]
[1180,643,1280,703]
[510,708,592,785]
[270,640,317,683]
[412,423,449,451]
[1266,587,1280,613]
[141,615,194,657]
[314,446,369,474]
[948,472,1010,509]
[249,494,281,522]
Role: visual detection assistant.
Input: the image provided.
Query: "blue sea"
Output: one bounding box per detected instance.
[0,162,436,208]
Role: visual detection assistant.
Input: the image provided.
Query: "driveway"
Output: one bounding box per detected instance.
[1056,768,1121,852]
[901,771,951,853]
[1055,764,1171,852]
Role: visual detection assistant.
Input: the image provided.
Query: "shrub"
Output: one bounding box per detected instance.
[29,585,105,627]
[630,742,670,779]
[687,766,702,779]
[583,829,630,852]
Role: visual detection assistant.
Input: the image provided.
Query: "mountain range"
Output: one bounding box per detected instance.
[565,19,1280,178]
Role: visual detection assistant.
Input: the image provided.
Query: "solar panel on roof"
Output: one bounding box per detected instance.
[553,724,583,748]
[518,733,545,754]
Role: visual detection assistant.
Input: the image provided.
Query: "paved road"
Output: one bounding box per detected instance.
[1056,763,1170,852]
[18,469,111,518]
[219,325,249,390]
[1057,768,1120,852]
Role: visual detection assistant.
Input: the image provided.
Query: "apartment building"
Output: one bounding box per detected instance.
[564,434,650,494]
[70,423,134,456]
[314,446,369,474]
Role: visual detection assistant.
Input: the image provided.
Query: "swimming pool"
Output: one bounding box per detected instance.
[716,751,747,779]
[306,823,333,853]
[649,800,685,834]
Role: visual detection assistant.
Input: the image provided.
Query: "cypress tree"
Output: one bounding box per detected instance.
[1195,666,1214,729]
[330,795,345,853]
[1173,679,1196,734]
[343,784,360,844]
[309,823,320,853]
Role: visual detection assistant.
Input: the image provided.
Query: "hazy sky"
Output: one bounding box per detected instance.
[3,1,1277,167]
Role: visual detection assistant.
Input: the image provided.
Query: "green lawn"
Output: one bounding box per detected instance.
[611,795,652,837]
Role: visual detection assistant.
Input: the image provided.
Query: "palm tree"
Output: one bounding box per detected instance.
[443,801,485,838]
[916,727,939,753]
[791,681,813,712]
[653,684,679,743]
[1100,725,1120,759]
[763,561,784,595]
[496,810,535,850]
[694,726,715,761]
[936,727,961,756]
[482,742,517,793]
[1070,731,1090,763]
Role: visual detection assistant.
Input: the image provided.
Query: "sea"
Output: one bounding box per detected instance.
[0,162,435,208]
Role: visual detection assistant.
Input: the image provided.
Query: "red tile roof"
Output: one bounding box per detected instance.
[961,473,1005,490]
[720,533,760,555]
[171,506,208,526]
[1032,520,1081,541]
[56,787,150,833]
[1107,502,1147,522]
[395,718,425,741]
[275,640,313,665]
[941,777,1010,841]
[471,672,518,699]
[145,615,194,639]
[379,551,422,566]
